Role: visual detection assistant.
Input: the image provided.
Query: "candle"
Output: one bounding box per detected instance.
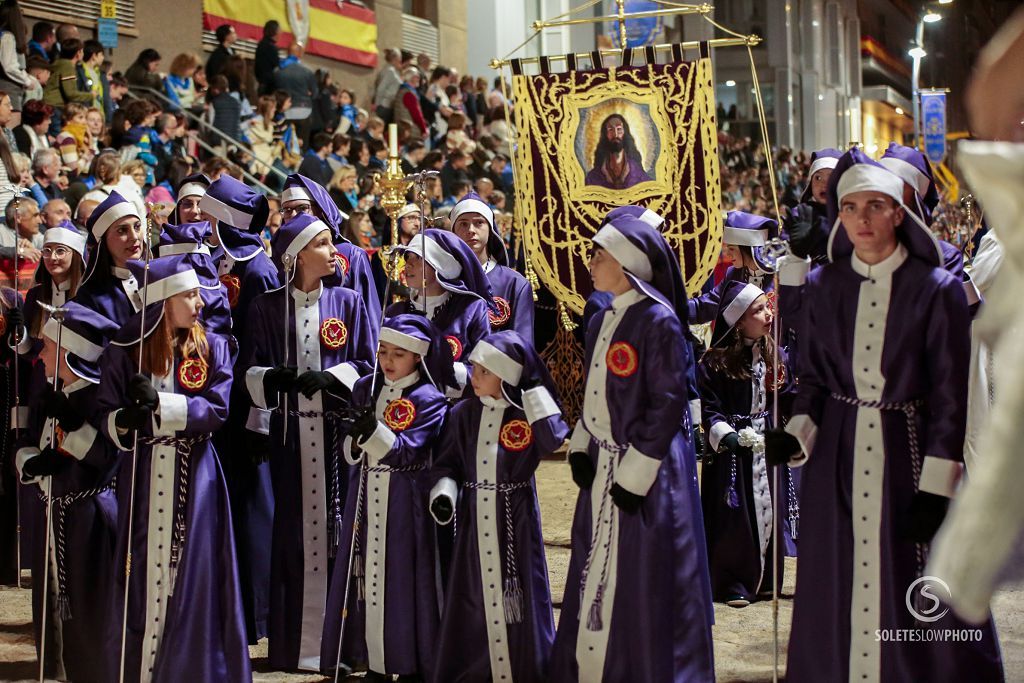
[388,123,398,157]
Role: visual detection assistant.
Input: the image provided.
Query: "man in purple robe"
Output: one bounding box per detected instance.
[584,114,652,190]
[767,149,1004,681]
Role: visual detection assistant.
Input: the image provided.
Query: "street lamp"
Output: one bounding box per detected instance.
[910,1,952,148]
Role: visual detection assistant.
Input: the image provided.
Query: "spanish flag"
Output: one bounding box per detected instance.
[203,0,378,68]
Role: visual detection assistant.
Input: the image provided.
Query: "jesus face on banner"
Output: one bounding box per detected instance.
[584,114,653,189]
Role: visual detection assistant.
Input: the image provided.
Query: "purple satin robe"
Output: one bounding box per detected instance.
[485,264,535,344]
[73,273,138,327]
[331,242,382,323]
[688,265,774,324]
[98,333,251,683]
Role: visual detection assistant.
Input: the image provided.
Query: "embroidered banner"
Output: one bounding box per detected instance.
[510,56,722,314]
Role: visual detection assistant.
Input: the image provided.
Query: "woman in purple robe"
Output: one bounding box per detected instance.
[767,149,1003,682]
[429,330,567,683]
[156,221,233,337]
[549,213,714,682]
[97,255,250,683]
[386,228,493,399]
[24,222,87,339]
[243,213,376,672]
[449,193,535,343]
[16,302,119,681]
[321,313,451,681]
[73,191,147,326]
[698,281,795,607]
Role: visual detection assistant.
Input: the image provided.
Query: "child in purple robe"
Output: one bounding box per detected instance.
[783,147,842,265]
[321,313,452,682]
[428,330,567,683]
[97,255,250,683]
[698,281,795,607]
[24,222,87,339]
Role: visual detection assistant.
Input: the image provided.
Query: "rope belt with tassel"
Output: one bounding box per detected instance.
[37,479,117,620]
[464,479,532,624]
[723,411,772,510]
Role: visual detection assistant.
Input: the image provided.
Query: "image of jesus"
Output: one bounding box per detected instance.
[584,113,652,189]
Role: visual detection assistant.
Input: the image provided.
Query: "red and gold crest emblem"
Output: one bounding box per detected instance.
[764,289,777,315]
[320,318,349,349]
[335,253,351,280]
[606,341,639,378]
[446,335,463,361]
[488,296,511,328]
[220,274,241,308]
[500,419,533,452]
[54,424,69,455]
[178,358,209,392]
[383,398,416,431]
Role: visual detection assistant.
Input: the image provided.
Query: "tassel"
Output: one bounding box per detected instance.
[168,563,178,597]
[725,454,740,509]
[328,513,342,559]
[353,552,365,602]
[586,585,605,632]
[502,575,524,625]
[56,593,71,621]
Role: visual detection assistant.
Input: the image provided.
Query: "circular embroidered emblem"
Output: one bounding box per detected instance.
[488,296,511,328]
[764,290,777,315]
[768,361,787,392]
[335,252,351,280]
[320,318,349,349]
[606,341,639,378]
[383,398,416,431]
[178,358,209,392]
[446,335,463,361]
[54,424,69,455]
[500,419,533,452]
[220,274,241,308]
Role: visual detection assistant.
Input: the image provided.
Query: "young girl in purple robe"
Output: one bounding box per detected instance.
[320,313,452,683]
[25,222,87,338]
[698,281,794,608]
[429,330,567,683]
[98,255,250,683]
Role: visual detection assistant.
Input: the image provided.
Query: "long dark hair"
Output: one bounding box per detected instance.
[0,0,28,55]
[30,252,85,337]
[593,114,643,169]
[701,329,780,384]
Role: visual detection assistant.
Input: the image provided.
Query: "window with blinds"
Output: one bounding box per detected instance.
[202,31,258,58]
[21,0,136,30]
[402,14,438,67]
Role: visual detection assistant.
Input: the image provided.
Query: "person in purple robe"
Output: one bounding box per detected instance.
[584,114,652,190]
[320,313,452,681]
[428,330,568,683]
[15,302,119,681]
[783,147,842,265]
[73,191,147,327]
[698,281,796,607]
[243,213,376,672]
[766,149,1004,682]
[198,174,282,643]
[449,192,535,343]
[387,228,493,399]
[281,173,382,322]
[156,221,233,336]
[549,213,714,682]
[24,223,87,339]
[97,255,251,683]
[168,173,211,225]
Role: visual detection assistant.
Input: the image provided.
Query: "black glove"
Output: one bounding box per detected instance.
[787,204,816,258]
[568,450,595,490]
[263,365,297,394]
[610,483,643,514]
[5,306,23,345]
[127,373,159,409]
[115,404,152,431]
[43,389,85,432]
[718,432,753,458]
[244,430,272,465]
[349,406,379,443]
[430,495,454,524]
[902,491,950,544]
[520,376,543,391]
[22,446,67,479]
[295,370,345,399]
[764,429,802,467]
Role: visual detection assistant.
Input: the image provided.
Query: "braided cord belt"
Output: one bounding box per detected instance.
[829,392,926,570]
[464,479,531,624]
[38,478,117,620]
[139,433,211,594]
[722,411,772,510]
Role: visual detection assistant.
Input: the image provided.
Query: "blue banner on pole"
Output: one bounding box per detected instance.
[607,0,663,48]
[921,91,946,165]
[97,18,118,49]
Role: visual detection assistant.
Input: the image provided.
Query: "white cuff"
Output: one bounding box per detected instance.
[107,411,132,451]
[14,330,31,355]
[615,445,662,496]
[689,398,702,427]
[785,413,817,467]
[777,254,811,287]
[453,362,468,389]
[709,421,736,452]
[523,386,560,424]
[16,447,41,484]
[429,476,458,525]
[568,419,590,453]
[245,407,271,435]
[343,435,363,465]
[919,455,964,498]
[360,421,397,465]
[157,392,188,433]
[9,406,27,430]
[61,423,98,460]
[963,278,982,307]
[326,362,361,390]
[246,366,275,410]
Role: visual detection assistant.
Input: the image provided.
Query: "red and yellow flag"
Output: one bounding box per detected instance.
[203,0,378,68]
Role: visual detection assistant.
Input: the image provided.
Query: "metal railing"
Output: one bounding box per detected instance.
[125,85,288,194]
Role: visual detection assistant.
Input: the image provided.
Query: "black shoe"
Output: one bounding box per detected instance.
[725,594,751,608]
[364,671,390,682]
